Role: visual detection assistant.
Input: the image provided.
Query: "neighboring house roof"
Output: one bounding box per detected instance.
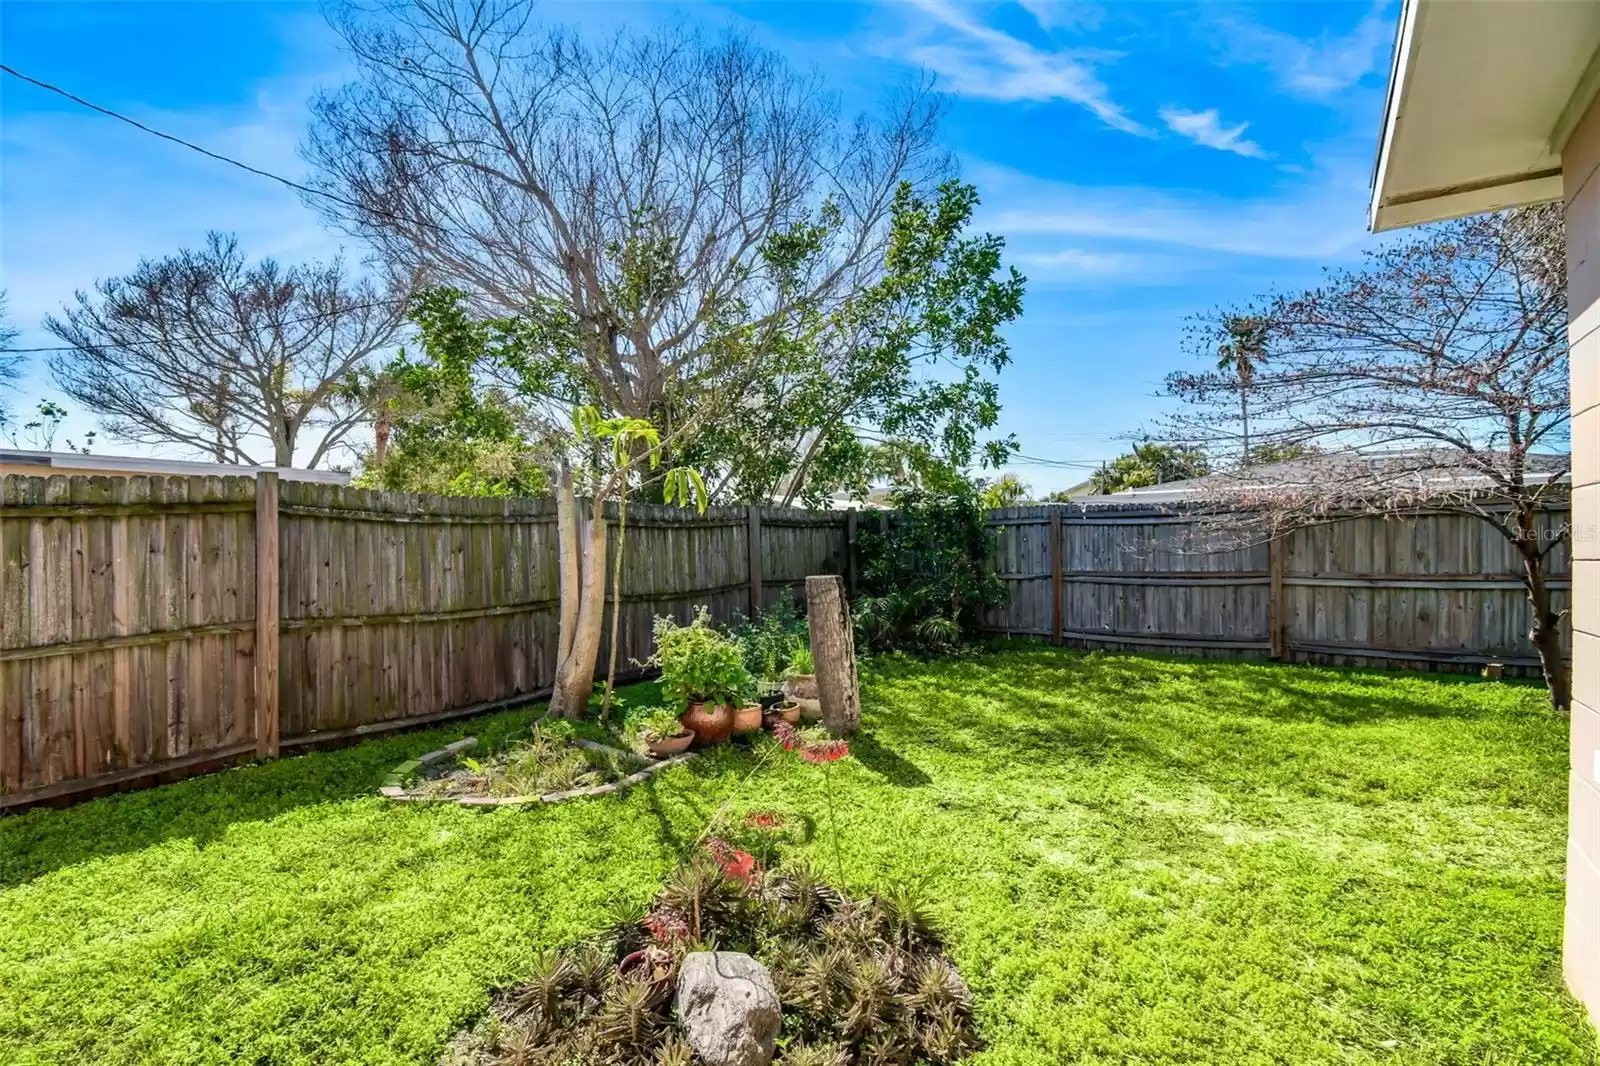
[1071,450,1571,507]
[0,449,350,485]
[1370,0,1600,230]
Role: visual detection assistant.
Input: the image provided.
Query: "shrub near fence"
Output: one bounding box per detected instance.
[982,502,1572,671]
[0,474,851,809]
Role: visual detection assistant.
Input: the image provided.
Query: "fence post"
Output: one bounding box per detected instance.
[747,504,763,617]
[845,509,858,596]
[1267,530,1287,660]
[1050,508,1063,644]
[255,472,280,758]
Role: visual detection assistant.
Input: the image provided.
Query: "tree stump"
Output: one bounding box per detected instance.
[805,575,860,735]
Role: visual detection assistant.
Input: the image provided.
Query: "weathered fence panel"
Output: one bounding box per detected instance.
[16,471,1559,809]
[275,484,564,744]
[1,475,260,805]
[1,475,849,808]
[982,502,1572,670]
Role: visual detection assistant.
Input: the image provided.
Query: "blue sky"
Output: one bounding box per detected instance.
[0,0,1397,491]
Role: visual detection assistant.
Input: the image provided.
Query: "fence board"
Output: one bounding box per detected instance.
[981,502,1571,673]
[1,475,260,805]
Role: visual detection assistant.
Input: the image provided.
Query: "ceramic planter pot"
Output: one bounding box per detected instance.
[783,676,821,721]
[770,700,802,725]
[732,703,764,733]
[785,674,819,701]
[645,731,694,758]
[680,702,734,747]
[618,949,675,998]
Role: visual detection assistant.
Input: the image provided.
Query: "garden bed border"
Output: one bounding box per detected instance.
[379,736,697,807]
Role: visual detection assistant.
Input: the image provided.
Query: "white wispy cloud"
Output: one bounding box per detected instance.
[1015,0,1104,34]
[1215,2,1393,99]
[1158,106,1268,158]
[969,155,1373,262]
[898,0,1149,135]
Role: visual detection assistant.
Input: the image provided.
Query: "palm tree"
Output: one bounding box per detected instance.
[1217,314,1268,463]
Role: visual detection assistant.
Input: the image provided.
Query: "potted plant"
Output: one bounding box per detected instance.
[732,699,764,734]
[764,698,802,726]
[651,608,754,746]
[638,706,694,757]
[783,645,821,720]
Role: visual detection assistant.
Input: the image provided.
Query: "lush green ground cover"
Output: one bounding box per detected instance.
[1,648,1593,1065]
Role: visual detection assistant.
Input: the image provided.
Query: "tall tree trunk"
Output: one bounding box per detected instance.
[554,462,580,665]
[1239,390,1250,464]
[1513,506,1571,712]
[600,494,628,721]
[806,575,860,735]
[549,468,609,719]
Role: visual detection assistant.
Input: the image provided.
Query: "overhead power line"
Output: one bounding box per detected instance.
[0,62,458,242]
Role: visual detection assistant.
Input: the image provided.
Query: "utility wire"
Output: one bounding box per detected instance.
[0,63,459,244]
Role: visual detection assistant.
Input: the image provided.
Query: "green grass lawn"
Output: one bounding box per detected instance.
[1,648,1594,1065]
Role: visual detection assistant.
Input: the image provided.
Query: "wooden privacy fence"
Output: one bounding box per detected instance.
[4,475,1569,808]
[981,502,1571,671]
[0,474,850,809]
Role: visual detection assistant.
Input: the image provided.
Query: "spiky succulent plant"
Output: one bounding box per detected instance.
[592,974,666,1053]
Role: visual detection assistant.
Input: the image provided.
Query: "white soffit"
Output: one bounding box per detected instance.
[1370,0,1600,232]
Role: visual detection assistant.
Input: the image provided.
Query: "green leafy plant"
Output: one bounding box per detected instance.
[650,607,755,708]
[787,645,815,677]
[637,707,688,743]
[727,600,808,683]
[853,478,1007,654]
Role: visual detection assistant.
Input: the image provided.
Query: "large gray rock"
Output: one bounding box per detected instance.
[674,951,781,1066]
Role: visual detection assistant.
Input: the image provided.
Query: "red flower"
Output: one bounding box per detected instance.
[744,811,786,830]
[718,849,760,882]
[644,908,690,942]
[772,721,801,751]
[702,836,762,882]
[799,739,850,764]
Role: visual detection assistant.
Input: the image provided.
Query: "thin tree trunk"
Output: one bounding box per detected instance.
[554,462,580,666]
[600,493,628,721]
[1513,507,1571,712]
[1239,390,1250,463]
[549,495,610,718]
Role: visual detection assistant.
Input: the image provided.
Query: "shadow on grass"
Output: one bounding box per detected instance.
[849,731,932,787]
[0,682,725,891]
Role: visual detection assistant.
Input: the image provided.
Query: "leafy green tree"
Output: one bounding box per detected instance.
[1089,441,1210,495]
[690,180,1025,506]
[979,473,1031,509]
[1216,314,1268,459]
[310,1,1021,507]
[855,475,1007,654]
[351,290,562,496]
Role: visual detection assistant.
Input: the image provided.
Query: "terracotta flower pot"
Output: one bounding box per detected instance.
[732,703,764,734]
[785,674,819,701]
[784,677,822,721]
[645,731,694,758]
[680,702,734,747]
[772,700,802,725]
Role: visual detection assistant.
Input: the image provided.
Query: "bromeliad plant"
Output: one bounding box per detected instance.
[442,842,978,1066]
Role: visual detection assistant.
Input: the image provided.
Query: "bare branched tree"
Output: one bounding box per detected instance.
[1166,206,1572,709]
[45,233,410,468]
[0,290,22,424]
[307,0,956,715]
[306,0,948,454]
